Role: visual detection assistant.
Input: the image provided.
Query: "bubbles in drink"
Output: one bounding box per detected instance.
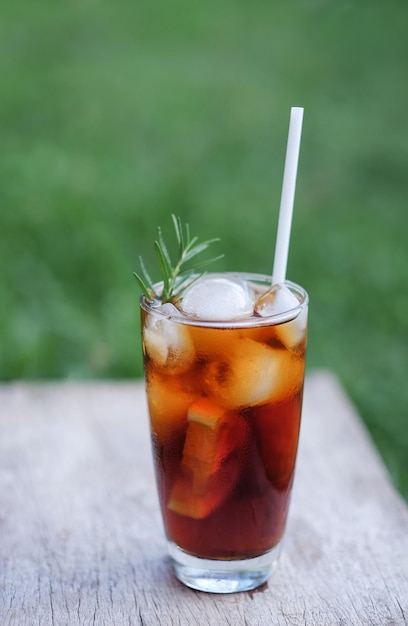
[179,276,255,321]
[143,303,195,374]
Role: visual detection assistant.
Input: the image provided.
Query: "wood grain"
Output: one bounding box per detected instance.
[0,372,407,625]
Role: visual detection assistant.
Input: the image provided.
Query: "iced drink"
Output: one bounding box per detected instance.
[140,272,308,593]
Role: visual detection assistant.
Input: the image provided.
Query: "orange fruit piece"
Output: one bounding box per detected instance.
[167,398,248,519]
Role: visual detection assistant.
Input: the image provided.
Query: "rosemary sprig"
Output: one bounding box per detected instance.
[134,215,223,303]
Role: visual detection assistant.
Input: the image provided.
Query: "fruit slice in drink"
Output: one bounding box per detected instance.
[168,398,248,519]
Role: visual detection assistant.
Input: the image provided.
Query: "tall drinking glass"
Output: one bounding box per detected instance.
[140,272,308,593]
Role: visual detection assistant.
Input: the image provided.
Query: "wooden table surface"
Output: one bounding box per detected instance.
[1,371,407,625]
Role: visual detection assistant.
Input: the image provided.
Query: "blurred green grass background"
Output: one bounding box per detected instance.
[1,1,407,498]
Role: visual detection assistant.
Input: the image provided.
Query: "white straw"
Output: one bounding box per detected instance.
[272,107,304,285]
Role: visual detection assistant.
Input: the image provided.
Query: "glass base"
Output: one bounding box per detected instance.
[168,542,281,593]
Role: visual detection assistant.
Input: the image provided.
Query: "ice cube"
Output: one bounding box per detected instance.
[204,338,304,409]
[167,398,248,519]
[255,284,300,318]
[179,276,255,321]
[276,307,308,349]
[146,369,196,443]
[255,284,307,349]
[143,303,194,374]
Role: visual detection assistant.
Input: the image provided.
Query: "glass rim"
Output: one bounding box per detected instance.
[140,272,309,329]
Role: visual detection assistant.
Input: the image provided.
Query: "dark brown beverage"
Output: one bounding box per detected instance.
[141,273,308,570]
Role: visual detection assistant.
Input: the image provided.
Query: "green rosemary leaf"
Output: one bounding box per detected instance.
[133,272,153,299]
[157,227,172,269]
[179,254,225,275]
[138,255,154,288]
[154,240,170,296]
[134,215,222,303]
[183,239,220,263]
[172,273,202,295]
[184,235,198,254]
[172,214,184,257]
[185,222,191,246]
